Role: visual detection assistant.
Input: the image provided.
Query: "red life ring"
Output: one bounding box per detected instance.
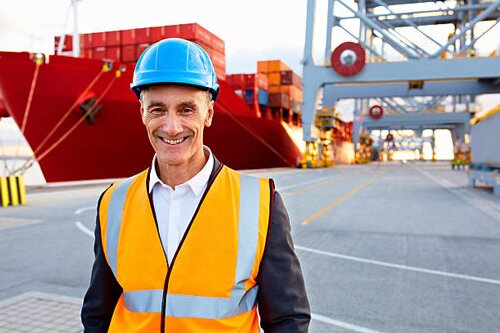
[331,42,366,76]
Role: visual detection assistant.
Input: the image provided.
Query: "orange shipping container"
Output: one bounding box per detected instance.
[267,72,281,86]
[257,60,291,73]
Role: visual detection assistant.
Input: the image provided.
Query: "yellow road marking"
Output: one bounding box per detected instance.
[302,171,385,225]
[284,170,368,196]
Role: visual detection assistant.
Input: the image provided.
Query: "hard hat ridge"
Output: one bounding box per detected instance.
[131,38,219,101]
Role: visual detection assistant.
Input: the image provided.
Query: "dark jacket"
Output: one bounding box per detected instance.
[81,158,311,332]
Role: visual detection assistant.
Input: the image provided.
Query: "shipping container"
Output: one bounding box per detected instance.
[121,45,136,62]
[106,31,121,46]
[243,89,268,106]
[54,35,73,53]
[268,93,290,109]
[135,28,151,43]
[257,60,290,73]
[106,46,121,61]
[136,43,151,59]
[90,47,106,59]
[91,32,107,47]
[150,26,164,42]
[121,29,136,45]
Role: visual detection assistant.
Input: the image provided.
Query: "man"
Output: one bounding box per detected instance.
[81,38,310,332]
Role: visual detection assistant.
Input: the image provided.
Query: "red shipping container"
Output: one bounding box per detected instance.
[121,29,136,44]
[106,46,121,60]
[178,23,212,45]
[211,34,225,52]
[134,28,151,43]
[210,52,225,69]
[243,74,268,90]
[136,43,151,59]
[91,32,106,47]
[121,45,136,62]
[82,34,93,47]
[91,47,106,59]
[54,35,73,53]
[106,31,121,46]
[164,25,181,38]
[150,26,164,42]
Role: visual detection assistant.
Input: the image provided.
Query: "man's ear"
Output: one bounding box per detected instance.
[205,101,214,127]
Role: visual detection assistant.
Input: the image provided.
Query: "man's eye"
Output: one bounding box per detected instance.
[150,108,163,114]
[181,108,193,114]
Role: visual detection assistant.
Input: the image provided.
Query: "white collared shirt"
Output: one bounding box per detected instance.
[148,148,214,264]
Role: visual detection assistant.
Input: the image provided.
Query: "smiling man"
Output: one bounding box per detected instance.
[81,38,310,333]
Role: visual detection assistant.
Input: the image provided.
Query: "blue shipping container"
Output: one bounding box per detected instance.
[243,89,269,105]
[258,89,268,105]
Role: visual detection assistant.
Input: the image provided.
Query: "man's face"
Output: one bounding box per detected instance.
[140,85,214,170]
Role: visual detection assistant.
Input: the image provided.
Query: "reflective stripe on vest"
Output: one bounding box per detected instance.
[106,172,262,319]
[106,176,135,276]
[124,285,258,319]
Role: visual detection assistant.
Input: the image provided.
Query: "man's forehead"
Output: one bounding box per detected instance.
[142,85,208,102]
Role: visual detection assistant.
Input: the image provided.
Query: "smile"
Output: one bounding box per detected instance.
[160,137,186,145]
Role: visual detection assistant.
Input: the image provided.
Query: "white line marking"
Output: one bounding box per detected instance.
[312,313,384,333]
[75,206,95,215]
[296,245,500,285]
[75,222,94,238]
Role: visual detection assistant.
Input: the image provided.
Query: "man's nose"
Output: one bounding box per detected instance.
[162,113,183,136]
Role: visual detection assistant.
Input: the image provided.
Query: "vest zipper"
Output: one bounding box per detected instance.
[147,164,223,333]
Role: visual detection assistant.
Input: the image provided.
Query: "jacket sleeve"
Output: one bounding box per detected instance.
[257,186,311,333]
[81,214,123,332]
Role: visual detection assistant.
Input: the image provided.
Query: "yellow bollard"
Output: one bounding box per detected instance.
[0,177,8,207]
[8,176,19,206]
[0,176,26,207]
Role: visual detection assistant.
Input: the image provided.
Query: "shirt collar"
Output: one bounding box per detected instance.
[148,146,214,197]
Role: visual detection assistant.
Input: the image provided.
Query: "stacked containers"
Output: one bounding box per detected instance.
[226,74,268,107]
[76,23,226,79]
[257,60,303,124]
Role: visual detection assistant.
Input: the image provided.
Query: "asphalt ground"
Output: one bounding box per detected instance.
[0,161,499,332]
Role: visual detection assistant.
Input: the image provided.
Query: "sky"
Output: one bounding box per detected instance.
[0,0,310,74]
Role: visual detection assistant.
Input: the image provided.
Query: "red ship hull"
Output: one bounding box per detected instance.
[0,52,303,182]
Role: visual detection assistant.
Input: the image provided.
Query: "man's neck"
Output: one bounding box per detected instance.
[156,151,209,189]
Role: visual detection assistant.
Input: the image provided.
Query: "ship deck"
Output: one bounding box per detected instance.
[0,161,499,332]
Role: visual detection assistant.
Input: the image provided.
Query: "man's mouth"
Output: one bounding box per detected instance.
[160,137,187,145]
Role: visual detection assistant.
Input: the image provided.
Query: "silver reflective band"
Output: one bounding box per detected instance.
[124,286,259,319]
[234,175,261,295]
[106,177,134,275]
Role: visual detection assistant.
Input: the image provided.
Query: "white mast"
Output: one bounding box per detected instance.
[72,0,80,57]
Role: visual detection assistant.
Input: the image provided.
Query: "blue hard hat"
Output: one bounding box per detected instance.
[131,38,219,101]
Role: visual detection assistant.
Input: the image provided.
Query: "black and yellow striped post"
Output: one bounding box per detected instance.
[0,176,26,207]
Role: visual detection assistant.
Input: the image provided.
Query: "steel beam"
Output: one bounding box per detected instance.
[361,112,471,132]
[323,80,500,104]
[310,57,500,84]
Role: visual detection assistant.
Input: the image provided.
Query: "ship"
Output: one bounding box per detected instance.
[0,23,352,183]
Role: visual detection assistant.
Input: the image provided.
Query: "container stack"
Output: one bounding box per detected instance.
[225,74,269,110]
[257,60,302,126]
[73,23,226,79]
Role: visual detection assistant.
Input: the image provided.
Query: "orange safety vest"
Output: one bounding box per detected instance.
[98,165,271,332]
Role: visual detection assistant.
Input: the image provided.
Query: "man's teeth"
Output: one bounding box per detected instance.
[162,137,185,145]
